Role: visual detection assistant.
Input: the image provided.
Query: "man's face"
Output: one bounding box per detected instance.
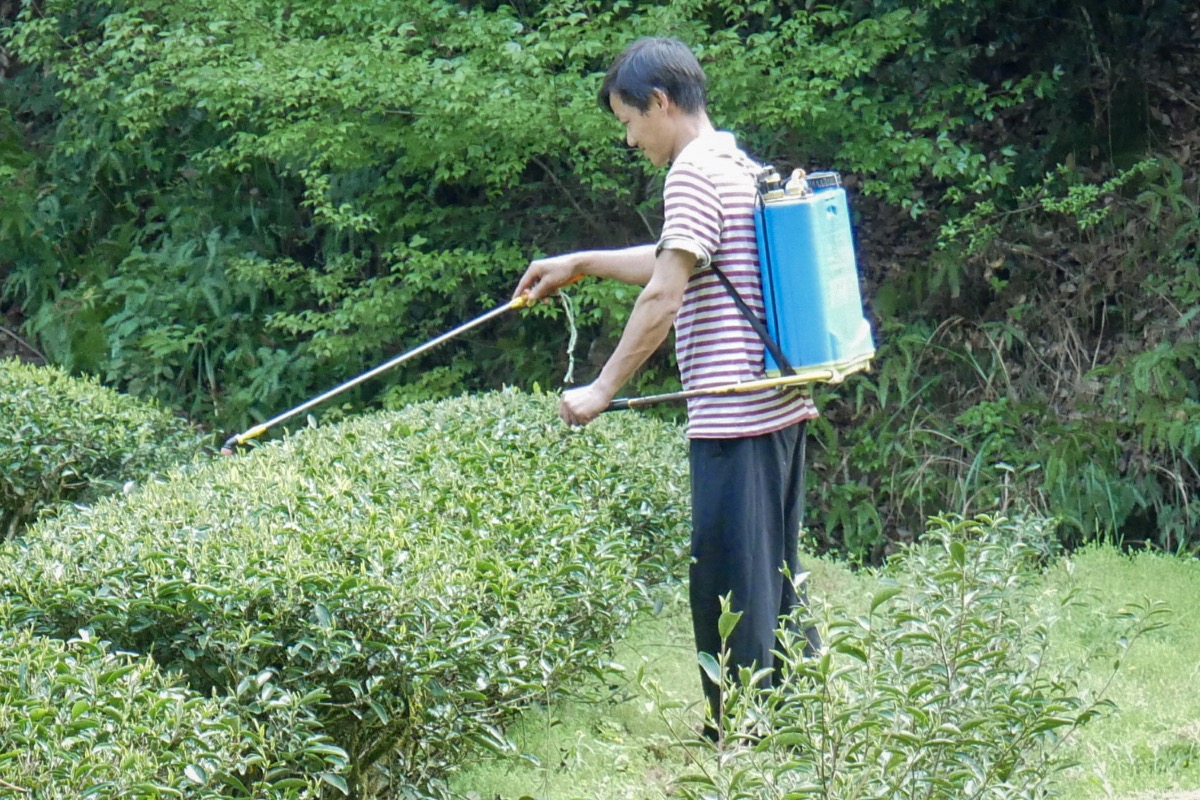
[610,92,673,168]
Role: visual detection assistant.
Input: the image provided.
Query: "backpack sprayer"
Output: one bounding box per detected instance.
[606,166,875,411]
[756,168,875,377]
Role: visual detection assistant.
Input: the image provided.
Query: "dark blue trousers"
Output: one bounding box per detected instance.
[688,421,819,724]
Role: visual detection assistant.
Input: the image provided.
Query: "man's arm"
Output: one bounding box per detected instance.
[558,247,696,426]
[513,245,657,303]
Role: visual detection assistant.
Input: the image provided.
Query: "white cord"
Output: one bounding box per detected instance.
[559,291,578,385]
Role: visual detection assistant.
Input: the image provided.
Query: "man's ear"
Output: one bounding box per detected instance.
[651,87,670,112]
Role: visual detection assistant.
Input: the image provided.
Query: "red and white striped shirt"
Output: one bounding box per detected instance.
[658,132,818,438]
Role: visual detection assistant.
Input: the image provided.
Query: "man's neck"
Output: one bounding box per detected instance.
[669,112,716,163]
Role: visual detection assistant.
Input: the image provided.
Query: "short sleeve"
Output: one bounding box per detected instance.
[657,164,722,268]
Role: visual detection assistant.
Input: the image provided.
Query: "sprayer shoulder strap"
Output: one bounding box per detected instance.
[708,263,796,376]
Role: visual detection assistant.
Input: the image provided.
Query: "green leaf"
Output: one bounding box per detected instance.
[869,586,903,613]
[319,772,350,795]
[698,651,722,686]
[718,609,743,641]
[271,778,313,789]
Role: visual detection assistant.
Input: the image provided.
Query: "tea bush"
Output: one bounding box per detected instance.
[0,389,689,796]
[681,515,1168,800]
[0,620,342,799]
[0,358,203,539]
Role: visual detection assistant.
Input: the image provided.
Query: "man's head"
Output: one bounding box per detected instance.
[598,37,707,117]
[599,38,710,167]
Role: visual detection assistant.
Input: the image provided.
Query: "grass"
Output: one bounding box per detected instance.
[449,542,1200,800]
[447,554,876,800]
[448,587,696,800]
[1049,545,1200,799]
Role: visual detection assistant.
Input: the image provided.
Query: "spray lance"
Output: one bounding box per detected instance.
[603,359,869,412]
[219,278,582,455]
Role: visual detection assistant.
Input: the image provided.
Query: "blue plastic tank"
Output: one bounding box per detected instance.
[753,171,875,380]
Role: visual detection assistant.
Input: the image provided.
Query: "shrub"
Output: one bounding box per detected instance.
[0,389,690,797]
[0,620,342,799]
[0,358,203,539]
[679,515,1168,800]
[811,288,1200,560]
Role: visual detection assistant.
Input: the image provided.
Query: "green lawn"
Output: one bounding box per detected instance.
[1050,546,1200,798]
[450,545,1200,800]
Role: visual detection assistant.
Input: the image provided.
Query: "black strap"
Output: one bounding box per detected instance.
[709,264,796,376]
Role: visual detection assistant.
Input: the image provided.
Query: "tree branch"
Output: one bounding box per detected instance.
[0,777,30,793]
[0,325,46,363]
[529,155,607,240]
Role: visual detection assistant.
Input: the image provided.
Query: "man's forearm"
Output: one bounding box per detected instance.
[594,288,679,396]
[554,246,695,427]
[593,248,693,397]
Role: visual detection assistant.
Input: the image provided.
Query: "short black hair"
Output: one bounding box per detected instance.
[598,37,707,116]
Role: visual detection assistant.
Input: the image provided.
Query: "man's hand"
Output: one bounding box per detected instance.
[558,382,614,427]
[513,254,579,304]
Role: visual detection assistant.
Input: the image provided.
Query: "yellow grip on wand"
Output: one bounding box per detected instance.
[511,273,584,309]
[220,424,269,455]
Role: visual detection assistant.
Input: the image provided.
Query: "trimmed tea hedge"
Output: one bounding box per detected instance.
[0,620,343,799]
[0,358,203,539]
[0,390,689,796]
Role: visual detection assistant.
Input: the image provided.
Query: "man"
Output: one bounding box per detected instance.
[513,36,820,737]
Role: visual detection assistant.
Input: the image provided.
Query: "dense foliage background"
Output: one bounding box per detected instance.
[1,0,1197,559]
